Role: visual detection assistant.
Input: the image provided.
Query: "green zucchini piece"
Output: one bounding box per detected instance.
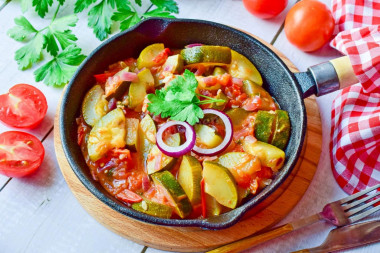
[125,118,139,151]
[140,114,156,144]
[194,124,223,148]
[225,108,251,130]
[203,161,238,209]
[146,145,177,174]
[181,46,231,65]
[242,140,285,172]
[104,67,131,100]
[271,110,290,150]
[177,155,203,205]
[254,111,276,143]
[87,108,126,162]
[132,198,172,219]
[137,68,155,90]
[162,54,184,74]
[82,85,108,127]
[229,50,263,85]
[217,152,261,186]
[151,171,192,218]
[129,82,146,111]
[242,80,276,110]
[209,90,228,111]
[206,193,223,216]
[146,134,180,175]
[213,66,227,76]
[137,43,165,69]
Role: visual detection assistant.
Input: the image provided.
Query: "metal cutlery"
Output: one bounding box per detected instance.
[208,183,380,253]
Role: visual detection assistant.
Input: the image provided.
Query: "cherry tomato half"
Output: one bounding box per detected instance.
[0,131,45,177]
[243,0,288,19]
[284,0,335,52]
[0,84,48,129]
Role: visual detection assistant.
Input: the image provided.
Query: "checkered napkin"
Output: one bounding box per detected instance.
[329,0,380,194]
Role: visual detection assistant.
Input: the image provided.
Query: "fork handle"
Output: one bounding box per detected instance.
[207,214,322,253]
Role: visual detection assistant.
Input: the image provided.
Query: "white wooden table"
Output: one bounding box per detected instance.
[0,0,378,252]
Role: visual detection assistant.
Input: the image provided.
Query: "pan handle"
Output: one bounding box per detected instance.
[297,56,358,97]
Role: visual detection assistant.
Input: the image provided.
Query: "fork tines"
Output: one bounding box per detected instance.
[339,183,380,223]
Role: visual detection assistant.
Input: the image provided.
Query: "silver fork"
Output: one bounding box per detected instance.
[208,183,380,253]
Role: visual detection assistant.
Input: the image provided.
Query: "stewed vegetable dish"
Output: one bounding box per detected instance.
[77,43,290,219]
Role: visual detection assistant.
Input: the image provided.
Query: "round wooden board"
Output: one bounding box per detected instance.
[54,34,322,252]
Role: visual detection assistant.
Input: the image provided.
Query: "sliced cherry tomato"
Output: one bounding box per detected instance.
[243,0,288,19]
[284,0,335,52]
[0,131,45,177]
[116,189,143,203]
[0,84,48,129]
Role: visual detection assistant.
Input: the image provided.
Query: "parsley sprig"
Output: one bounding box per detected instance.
[147,70,225,125]
[7,4,86,86]
[8,0,179,87]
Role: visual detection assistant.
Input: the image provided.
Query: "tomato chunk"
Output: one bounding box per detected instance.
[0,84,48,129]
[0,131,45,177]
[116,189,143,203]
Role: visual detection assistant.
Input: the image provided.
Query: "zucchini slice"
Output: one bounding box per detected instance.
[151,171,192,218]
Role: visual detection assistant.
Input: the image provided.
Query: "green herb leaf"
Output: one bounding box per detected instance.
[32,0,53,18]
[88,0,115,40]
[7,16,37,42]
[15,32,44,70]
[147,70,223,125]
[112,5,141,31]
[44,15,78,56]
[134,0,142,6]
[74,0,97,13]
[34,44,86,86]
[21,0,32,13]
[151,0,179,13]
[143,8,175,18]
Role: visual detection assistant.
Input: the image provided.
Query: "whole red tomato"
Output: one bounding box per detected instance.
[284,0,335,52]
[243,0,288,19]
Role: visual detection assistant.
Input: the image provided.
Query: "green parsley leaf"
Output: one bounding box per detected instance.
[34,44,86,86]
[74,0,97,13]
[143,8,175,18]
[88,0,115,40]
[151,0,179,14]
[32,0,53,18]
[21,0,32,13]
[15,32,44,70]
[134,0,142,7]
[44,15,78,56]
[147,70,224,125]
[112,5,141,31]
[7,16,37,42]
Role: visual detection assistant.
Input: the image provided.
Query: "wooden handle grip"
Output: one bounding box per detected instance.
[290,249,311,253]
[329,56,358,89]
[207,224,294,253]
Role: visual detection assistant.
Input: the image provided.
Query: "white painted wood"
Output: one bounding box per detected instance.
[176,0,297,44]
[0,132,145,253]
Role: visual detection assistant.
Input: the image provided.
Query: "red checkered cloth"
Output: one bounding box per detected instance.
[329,0,380,194]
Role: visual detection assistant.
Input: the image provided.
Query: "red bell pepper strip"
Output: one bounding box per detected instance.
[201,178,207,218]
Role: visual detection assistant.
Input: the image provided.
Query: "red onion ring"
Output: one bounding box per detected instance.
[156,121,196,158]
[192,109,233,156]
[120,72,139,82]
[185,43,203,48]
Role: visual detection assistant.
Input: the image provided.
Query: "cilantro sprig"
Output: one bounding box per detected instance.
[147,70,225,125]
[8,0,179,87]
